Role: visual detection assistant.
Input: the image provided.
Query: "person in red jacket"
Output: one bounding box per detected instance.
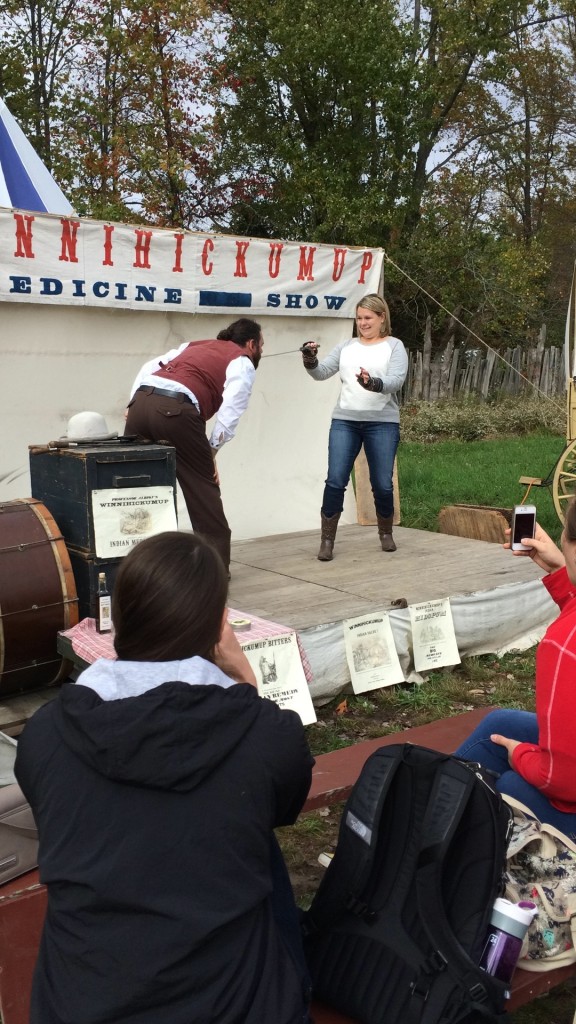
[455,499,576,836]
[125,318,263,573]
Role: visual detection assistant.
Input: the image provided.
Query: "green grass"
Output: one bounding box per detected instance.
[306,650,538,757]
[398,432,565,541]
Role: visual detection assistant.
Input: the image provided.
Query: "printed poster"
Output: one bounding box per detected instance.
[409,598,461,672]
[240,632,317,726]
[92,486,178,557]
[343,613,404,693]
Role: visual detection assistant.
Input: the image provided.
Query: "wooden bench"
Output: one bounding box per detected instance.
[306,707,576,1023]
[0,708,574,1024]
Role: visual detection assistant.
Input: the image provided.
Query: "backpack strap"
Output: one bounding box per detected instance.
[343,745,404,905]
[304,744,404,935]
[409,759,507,1024]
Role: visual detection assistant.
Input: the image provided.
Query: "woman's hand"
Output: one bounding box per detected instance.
[214,619,257,687]
[356,367,383,392]
[300,342,319,368]
[490,733,521,767]
[504,524,565,574]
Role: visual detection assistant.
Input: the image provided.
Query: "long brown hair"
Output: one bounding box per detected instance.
[217,318,262,347]
[112,532,228,662]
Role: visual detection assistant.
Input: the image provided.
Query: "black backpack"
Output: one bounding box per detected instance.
[303,743,514,1024]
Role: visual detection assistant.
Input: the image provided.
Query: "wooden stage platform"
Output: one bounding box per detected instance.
[0,523,552,733]
[228,522,553,702]
[228,522,545,631]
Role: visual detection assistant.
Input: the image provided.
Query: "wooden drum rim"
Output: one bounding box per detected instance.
[24,498,79,627]
[0,498,79,689]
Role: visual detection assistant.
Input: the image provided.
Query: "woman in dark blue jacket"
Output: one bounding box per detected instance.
[16,531,313,1024]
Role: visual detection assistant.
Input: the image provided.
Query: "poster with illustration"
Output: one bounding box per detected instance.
[409,598,460,672]
[240,632,317,725]
[343,614,404,693]
[92,487,178,557]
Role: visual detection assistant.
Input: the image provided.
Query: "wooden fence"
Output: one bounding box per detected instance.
[403,321,565,402]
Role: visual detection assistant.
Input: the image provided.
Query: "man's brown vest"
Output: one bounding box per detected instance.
[153,339,248,420]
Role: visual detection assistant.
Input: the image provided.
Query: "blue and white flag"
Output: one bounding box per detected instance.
[0,98,73,215]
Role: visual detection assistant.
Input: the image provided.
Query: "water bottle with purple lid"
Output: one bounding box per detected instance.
[479,897,538,986]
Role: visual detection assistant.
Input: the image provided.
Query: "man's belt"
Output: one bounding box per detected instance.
[137,385,194,404]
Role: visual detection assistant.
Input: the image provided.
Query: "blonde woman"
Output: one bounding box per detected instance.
[301,294,408,561]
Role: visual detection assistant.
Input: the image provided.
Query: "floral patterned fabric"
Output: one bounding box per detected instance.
[505,797,576,971]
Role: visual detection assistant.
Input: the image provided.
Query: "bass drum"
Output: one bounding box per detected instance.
[0,498,79,696]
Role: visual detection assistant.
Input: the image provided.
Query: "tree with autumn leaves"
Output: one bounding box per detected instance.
[212,0,576,348]
[2,0,576,350]
[0,0,228,224]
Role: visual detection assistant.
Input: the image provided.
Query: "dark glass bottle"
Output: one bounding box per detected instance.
[96,572,112,634]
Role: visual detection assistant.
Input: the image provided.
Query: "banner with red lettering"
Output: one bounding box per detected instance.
[0,209,383,316]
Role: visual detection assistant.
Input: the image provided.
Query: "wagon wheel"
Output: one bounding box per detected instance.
[552,439,576,523]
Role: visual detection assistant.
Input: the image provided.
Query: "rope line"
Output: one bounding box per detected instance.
[382,250,566,415]
[260,249,566,418]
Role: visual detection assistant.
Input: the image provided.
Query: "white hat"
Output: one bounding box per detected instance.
[63,411,118,442]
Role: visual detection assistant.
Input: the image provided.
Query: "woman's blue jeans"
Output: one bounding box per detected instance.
[322,419,400,519]
[455,709,576,838]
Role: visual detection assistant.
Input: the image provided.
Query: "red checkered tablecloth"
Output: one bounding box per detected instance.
[59,608,313,682]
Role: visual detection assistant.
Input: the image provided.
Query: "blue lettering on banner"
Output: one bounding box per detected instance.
[267,292,346,310]
[9,275,32,294]
[5,276,181,304]
[199,290,252,307]
[4,276,347,312]
[135,284,157,302]
[40,277,63,295]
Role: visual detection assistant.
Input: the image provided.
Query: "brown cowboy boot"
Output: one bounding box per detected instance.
[377,514,397,552]
[317,512,340,561]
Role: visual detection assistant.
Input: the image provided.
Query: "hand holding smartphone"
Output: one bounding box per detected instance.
[510,504,537,551]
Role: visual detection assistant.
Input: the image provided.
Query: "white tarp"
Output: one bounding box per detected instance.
[301,578,556,702]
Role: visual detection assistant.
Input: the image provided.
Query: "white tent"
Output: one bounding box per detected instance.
[0,210,384,539]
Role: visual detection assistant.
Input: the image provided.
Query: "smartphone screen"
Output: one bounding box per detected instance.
[512,510,536,547]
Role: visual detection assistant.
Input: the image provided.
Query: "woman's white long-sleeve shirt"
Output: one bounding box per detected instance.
[306,336,408,423]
